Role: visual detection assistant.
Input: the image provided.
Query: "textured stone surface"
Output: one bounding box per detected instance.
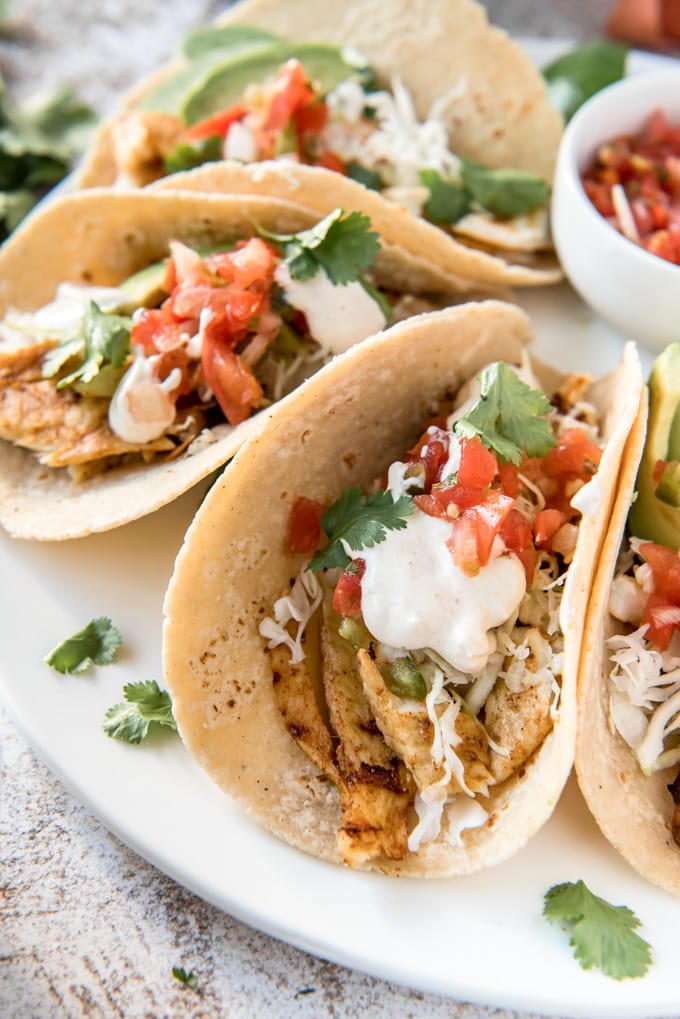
[0,2,632,1018]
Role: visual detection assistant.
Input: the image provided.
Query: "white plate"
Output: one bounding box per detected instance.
[2,39,680,1019]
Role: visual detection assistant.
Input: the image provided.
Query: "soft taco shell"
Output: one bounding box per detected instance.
[575,387,680,898]
[162,302,642,876]
[151,161,562,289]
[78,0,562,185]
[0,187,467,542]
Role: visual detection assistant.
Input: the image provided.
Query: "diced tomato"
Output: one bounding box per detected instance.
[314,150,347,174]
[201,332,263,425]
[130,307,191,354]
[446,490,515,575]
[639,542,680,604]
[499,508,536,585]
[522,428,602,518]
[294,101,328,136]
[406,426,451,488]
[265,59,315,133]
[182,103,247,142]
[457,437,497,489]
[534,508,565,550]
[414,484,486,519]
[643,592,680,651]
[208,237,277,289]
[333,561,365,619]
[498,460,521,498]
[287,497,324,555]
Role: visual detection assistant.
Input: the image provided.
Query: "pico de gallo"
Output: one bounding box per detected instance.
[0,208,405,478]
[262,360,604,856]
[115,53,551,250]
[581,109,680,265]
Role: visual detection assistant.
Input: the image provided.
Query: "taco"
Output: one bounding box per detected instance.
[162,302,642,875]
[0,186,467,542]
[75,0,563,286]
[576,343,680,898]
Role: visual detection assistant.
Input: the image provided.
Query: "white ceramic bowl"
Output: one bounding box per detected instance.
[551,67,680,353]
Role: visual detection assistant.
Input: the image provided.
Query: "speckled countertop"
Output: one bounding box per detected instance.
[0,3,666,1018]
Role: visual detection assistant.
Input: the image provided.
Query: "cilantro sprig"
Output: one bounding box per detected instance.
[172,966,199,991]
[310,487,414,573]
[42,300,131,391]
[259,207,381,284]
[543,880,652,980]
[419,162,549,225]
[455,362,556,466]
[44,617,122,675]
[0,78,95,240]
[103,680,178,744]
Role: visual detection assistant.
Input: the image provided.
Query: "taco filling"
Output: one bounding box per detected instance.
[109,40,552,255]
[260,360,604,865]
[0,207,436,480]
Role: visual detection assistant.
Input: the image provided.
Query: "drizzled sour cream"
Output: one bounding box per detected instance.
[274,263,386,355]
[108,350,181,443]
[355,510,526,673]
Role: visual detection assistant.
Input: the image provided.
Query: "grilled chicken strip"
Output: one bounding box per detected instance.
[320,596,411,865]
[0,341,194,471]
[357,650,493,796]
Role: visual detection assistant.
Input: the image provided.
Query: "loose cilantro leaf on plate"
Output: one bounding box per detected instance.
[44,617,122,675]
[543,880,652,980]
[0,78,96,240]
[460,160,551,219]
[310,487,414,572]
[42,300,131,390]
[419,168,470,224]
[259,207,381,284]
[455,362,556,466]
[542,41,628,123]
[104,680,177,744]
[172,966,199,990]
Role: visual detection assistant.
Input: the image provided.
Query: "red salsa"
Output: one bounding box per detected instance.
[581,109,680,265]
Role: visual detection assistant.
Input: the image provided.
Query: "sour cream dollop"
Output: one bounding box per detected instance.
[356,510,526,674]
[274,263,387,355]
[108,350,181,443]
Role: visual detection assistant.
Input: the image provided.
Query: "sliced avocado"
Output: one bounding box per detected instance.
[629,342,680,549]
[118,242,237,311]
[181,42,367,126]
[182,25,282,59]
[118,261,169,310]
[73,363,126,399]
[138,42,277,115]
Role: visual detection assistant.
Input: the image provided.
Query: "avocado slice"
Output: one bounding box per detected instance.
[181,42,368,126]
[182,25,282,60]
[139,42,278,114]
[118,261,170,310]
[117,242,237,311]
[629,343,680,550]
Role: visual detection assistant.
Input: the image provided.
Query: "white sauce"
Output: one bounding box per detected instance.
[1,282,131,343]
[570,474,602,518]
[274,263,386,355]
[356,510,526,674]
[108,350,181,443]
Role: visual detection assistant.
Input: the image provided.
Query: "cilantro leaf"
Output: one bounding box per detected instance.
[543,41,628,122]
[346,161,383,191]
[419,168,470,224]
[103,680,177,744]
[543,880,652,980]
[260,208,381,284]
[460,160,550,218]
[310,487,414,572]
[163,133,222,174]
[172,966,199,991]
[42,300,131,390]
[44,617,122,675]
[455,362,556,466]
